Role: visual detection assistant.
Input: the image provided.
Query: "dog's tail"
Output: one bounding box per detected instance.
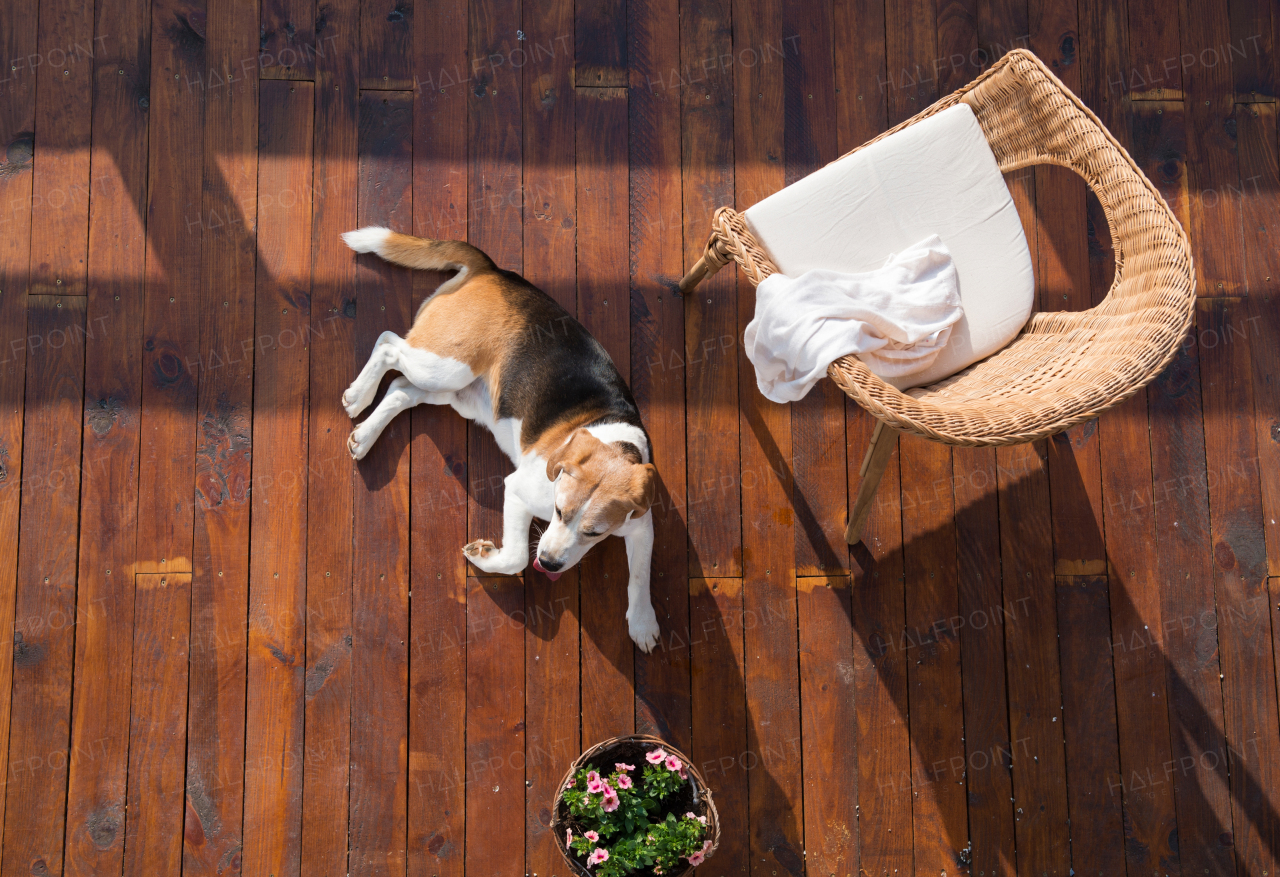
[341,227,496,276]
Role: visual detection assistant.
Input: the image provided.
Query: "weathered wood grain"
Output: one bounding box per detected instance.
[62,0,151,867]
[0,295,87,875]
[122,574,191,876]
[182,0,260,870]
[241,78,313,877]
[301,0,359,870]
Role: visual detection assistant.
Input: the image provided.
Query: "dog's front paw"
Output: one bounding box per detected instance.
[463,539,497,561]
[462,540,526,575]
[627,606,661,653]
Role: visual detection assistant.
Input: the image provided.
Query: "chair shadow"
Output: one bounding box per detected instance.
[837,431,1280,875]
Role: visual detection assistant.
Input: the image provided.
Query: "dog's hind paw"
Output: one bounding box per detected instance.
[627,607,661,653]
[342,384,370,418]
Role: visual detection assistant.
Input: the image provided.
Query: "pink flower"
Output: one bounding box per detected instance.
[566,829,573,846]
[665,755,683,772]
[602,790,620,812]
[616,774,633,789]
[678,766,688,780]
[701,839,713,853]
[587,848,610,867]
[615,762,635,772]
[587,778,604,794]
[684,811,707,825]
[687,851,706,866]
[646,748,667,764]
[567,778,576,787]
[584,830,599,842]
[586,770,600,783]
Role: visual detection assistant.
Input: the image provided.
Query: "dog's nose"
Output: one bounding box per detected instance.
[537,556,564,572]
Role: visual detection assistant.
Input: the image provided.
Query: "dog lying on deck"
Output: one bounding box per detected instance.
[340,228,662,652]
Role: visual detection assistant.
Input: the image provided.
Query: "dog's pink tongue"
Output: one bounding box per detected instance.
[533,558,562,581]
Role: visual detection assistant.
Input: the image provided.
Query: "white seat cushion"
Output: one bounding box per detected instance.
[742,103,1034,390]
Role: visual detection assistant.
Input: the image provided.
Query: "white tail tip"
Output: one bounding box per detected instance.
[341,226,392,254]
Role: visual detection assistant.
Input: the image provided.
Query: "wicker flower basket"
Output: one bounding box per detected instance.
[550,735,721,877]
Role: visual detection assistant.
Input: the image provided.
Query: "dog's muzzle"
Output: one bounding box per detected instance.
[533,556,563,581]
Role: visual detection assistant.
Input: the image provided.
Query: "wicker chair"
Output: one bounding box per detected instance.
[678,49,1195,543]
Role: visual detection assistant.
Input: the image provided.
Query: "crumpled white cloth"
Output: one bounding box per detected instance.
[743,235,963,403]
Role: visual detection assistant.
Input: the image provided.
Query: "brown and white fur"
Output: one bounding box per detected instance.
[340,227,661,651]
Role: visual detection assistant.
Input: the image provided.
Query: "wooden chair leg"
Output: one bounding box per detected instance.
[678,254,722,293]
[845,421,899,544]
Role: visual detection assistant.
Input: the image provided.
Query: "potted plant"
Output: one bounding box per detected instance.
[551,735,720,876]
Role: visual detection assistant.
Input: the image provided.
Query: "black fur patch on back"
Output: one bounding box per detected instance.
[492,270,648,451]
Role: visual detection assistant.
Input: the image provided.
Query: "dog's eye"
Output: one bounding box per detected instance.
[554,506,562,520]
[584,529,604,538]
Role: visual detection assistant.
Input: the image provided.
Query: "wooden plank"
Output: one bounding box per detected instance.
[407,0,467,870]
[182,0,259,869]
[1054,576,1126,877]
[1078,0,1133,132]
[1147,315,1236,877]
[361,0,413,89]
[952,446,1018,877]
[833,0,887,155]
[1180,0,1246,296]
[689,578,749,877]
[241,78,314,877]
[847,409,911,876]
[784,0,846,577]
[134,0,206,577]
[1228,0,1274,102]
[465,577,525,877]
[1197,296,1280,877]
[467,0,522,547]
[0,0,37,850]
[0,295,87,875]
[61,0,150,867]
[681,0,739,578]
[1126,0,1182,99]
[935,0,980,94]
[898,435,970,873]
[260,0,317,79]
[628,0,691,750]
[1236,103,1280,575]
[28,0,95,297]
[1097,390,1181,875]
[995,441,1071,876]
[347,87,413,877]
[797,576,858,876]
[575,0,626,86]
[121,573,192,876]
[577,86,636,744]
[729,0,804,871]
[300,0,359,870]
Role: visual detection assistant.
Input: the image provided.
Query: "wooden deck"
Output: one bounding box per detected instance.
[0,0,1278,873]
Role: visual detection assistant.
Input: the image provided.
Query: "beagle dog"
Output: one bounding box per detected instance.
[340,227,661,652]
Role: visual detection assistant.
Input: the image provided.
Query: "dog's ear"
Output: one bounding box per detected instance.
[546,429,600,482]
[626,463,658,514]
